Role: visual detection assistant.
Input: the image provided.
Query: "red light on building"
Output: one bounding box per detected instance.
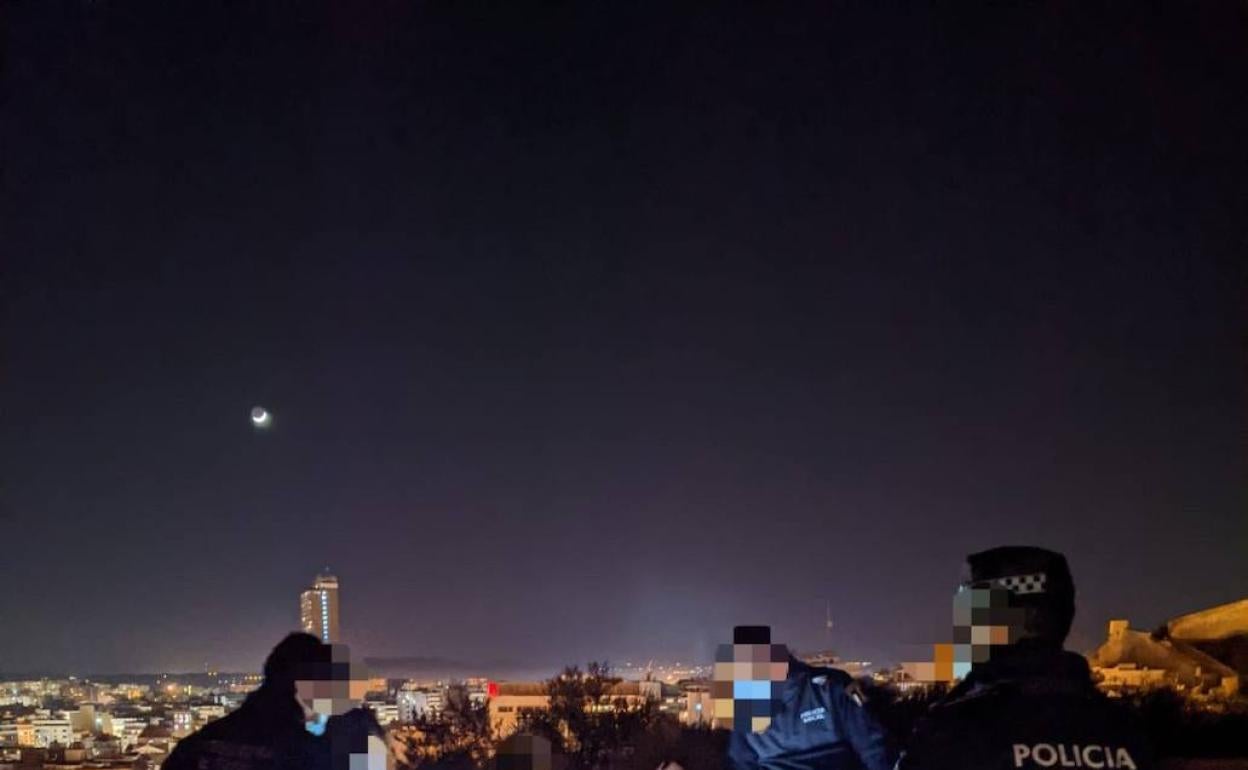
[487,682,499,698]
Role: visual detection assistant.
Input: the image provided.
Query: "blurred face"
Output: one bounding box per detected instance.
[294,653,392,769]
[711,642,789,733]
[295,646,370,727]
[951,584,1027,677]
[295,677,360,720]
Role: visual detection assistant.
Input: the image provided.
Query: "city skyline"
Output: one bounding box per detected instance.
[1,572,1241,678]
[4,2,1245,676]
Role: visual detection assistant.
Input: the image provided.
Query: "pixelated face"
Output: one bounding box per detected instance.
[711,642,789,732]
[296,644,369,720]
[344,734,391,770]
[950,583,1027,677]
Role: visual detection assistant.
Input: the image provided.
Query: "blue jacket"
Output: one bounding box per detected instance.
[727,658,896,770]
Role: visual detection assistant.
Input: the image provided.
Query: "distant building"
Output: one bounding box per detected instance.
[171,710,195,737]
[1088,598,1247,700]
[134,739,173,767]
[31,718,71,748]
[1167,598,1248,677]
[0,723,20,747]
[46,743,88,765]
[102,715,148,750]
[463,679,490,706]
[65,703,97,734]
[81,732,121,759]
[193,704,226,724]
[14,722,36,747]
[487,682,551,737]
[365,678,390,697]
[799,650,873,678]
[397,687,444,723]
[300,572,341,643]
[138,723,174,744]
[486,680,666,737]
[220,674,263,694]
[366,701,399,726]
[871,666,932,693]
[678,682,713,726]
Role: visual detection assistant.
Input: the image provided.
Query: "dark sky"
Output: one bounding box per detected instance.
[3,2,1246,675]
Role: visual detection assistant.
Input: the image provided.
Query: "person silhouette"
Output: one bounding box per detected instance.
[898,547,1154,770]
[165,633,392,770]
[165,633,328,770]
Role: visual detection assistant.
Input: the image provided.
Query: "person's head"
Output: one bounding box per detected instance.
[261,633,369,733]
[952,546,1076,674]
[294,645,370,733]
[263,633,331,696]
[711,625,789,733]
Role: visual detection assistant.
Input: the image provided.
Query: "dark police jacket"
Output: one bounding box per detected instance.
[898,649,1153,770]
[727,658,896,770]
[164,687,315,770]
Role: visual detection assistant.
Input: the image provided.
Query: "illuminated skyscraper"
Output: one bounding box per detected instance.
[300,572,340,643]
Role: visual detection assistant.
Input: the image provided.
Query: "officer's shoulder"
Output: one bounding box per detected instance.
[806,666,874,707]
[929,680,1017,716]
[807,665,853,687]
[910,687,1009,746]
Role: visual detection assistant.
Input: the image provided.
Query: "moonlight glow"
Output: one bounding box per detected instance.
[250,406,272,428]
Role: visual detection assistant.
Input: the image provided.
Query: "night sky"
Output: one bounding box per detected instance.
[3,2,1245,676]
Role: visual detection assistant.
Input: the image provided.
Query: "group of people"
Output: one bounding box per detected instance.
[166,545,1153,770]
[717,546,1153,770]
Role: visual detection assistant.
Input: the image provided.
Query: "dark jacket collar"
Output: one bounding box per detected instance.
[782,654,831,699]
[952,647,1094,700]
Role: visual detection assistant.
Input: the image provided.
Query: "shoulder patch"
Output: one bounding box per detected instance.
[810,667,852,683]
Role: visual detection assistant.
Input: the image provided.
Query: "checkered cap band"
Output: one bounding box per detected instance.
[993,572,1047,595]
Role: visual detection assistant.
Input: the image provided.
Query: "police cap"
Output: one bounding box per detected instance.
[966,546,1076,645]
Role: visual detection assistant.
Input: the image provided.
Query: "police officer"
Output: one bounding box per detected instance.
[897,547,1153,770]
[721,625,895,770]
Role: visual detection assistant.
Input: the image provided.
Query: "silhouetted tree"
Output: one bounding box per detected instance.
[395,683,493,770]
[524,662,662,770]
